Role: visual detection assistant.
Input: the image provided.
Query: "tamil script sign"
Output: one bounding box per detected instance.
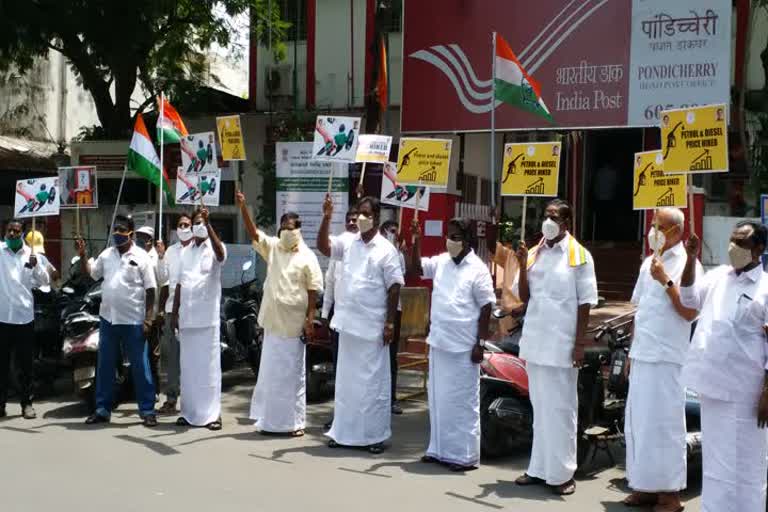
[401,0,730,132]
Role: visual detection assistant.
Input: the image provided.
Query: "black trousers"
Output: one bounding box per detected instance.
[0,322,35,408]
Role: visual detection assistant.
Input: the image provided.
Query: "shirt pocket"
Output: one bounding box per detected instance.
[120,260,143,286]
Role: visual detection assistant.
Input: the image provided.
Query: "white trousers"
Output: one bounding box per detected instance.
[426,346,480,466]
[179,325,221,426]
[625,360,687,493]
[526,362,579,485]
[326,331,391,446]
[249,331,306,433]
[700,395,768,512]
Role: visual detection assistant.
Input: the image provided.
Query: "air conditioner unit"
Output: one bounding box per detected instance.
[265,65,294,97]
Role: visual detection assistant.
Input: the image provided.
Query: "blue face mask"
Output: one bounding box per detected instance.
[112,232,132,247]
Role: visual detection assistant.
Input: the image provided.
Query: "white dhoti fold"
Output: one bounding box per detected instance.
[700,395,768,512]
[179,325,221,426]
[249,331,306,433]
[526,362,579,485]
[326,332,391,446]
[625,360,687,493]
[426,346,480,467]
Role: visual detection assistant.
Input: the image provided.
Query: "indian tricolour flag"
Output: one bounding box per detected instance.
[157,96,189,143]
[127,114,175,205]
[494,33,554,124]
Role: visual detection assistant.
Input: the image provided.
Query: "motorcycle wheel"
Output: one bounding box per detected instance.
[248,343,262,379]
[306,367,324,403]
[480,387,520,458]
[79,383,96,413]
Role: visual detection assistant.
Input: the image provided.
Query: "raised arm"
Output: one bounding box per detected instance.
[200,208,225,262]
[680,234,699,288]
[516,242,530,304]
[236,190,260,242]
[650,257,698,321]
[317,194,333,257]
[408,217,424,277]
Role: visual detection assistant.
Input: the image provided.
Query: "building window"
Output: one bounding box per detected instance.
[280,0,308,41]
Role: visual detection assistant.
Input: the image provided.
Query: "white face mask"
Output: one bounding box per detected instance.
[193,223,208,239]
[280,229,301,249]
[385,232,397,245]
[647,227,666,253]
[358,214,374,234]
[176,227,193,242]
[542,218,561,241]
[446,239,464,258]
[728,242,753,270]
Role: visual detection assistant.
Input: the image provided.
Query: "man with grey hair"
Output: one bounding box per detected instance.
[621,207,701,511]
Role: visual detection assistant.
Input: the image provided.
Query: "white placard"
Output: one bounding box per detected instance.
[58,166,99,208]
[14,177,60,218]
[628,0,731,125]
[312,115,361,163]
[380,162,430,211]
[180,131,219,174]
[175,167,221,207]
[355,134,393,163]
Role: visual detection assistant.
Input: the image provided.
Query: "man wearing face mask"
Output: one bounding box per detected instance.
[409,217,495,471]
[0,219,50,419]
[135,225,162,393]
[622,208,701,511]
[322,207,358,429]
[680,223,768,512]
[317,195,404,454]
[170,208,227,430]
[514,199,598,496]
[155,213,194,415]
[76,215,158,426]
[380,220,405,415]
[237,192,322,436]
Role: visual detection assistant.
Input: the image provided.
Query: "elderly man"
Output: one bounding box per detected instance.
[622,207,701,511]
[0,220,50,419]
[156,213,194,414]
[317,195,403,454]
[514,199,598,496]
[238,192,322,437]
[681,222,768,512]
[77,215,158,426]
[410,217,495,471]
[171,208,227,430]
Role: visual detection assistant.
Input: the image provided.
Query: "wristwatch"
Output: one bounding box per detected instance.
[665,279,674,289]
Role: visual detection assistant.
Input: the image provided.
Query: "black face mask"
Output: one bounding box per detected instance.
[113,232,132,247]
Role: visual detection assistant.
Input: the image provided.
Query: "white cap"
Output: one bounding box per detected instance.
[136,226,155,238]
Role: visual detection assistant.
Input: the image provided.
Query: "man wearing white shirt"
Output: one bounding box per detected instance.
[136,225,162,393]
[156,213,194,414]
[77,215,158,426]
[317,195,404,454]
[170,208,227,430]
[680,222,768,512]
[321,207,358,429]
[514,199,598,496]
[380,220,406,415]
[410,217,495,471]
[622,208,701,511]
[0,219,50,419]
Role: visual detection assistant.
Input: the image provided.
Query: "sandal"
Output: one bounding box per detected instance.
[206,419,222,431]
[515,474,546,486]
[328,439,341,448]
[448,463,478,472]
[420,455,439,464]
[158,401,177,415]
[176,417,190,427]
[552,479,576,496]
[653,504,684,512]
[623,493,658,507]
[368,443,385,454]
[291,429,305,437]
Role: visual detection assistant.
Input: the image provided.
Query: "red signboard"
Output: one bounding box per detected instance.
[402,0,631,132]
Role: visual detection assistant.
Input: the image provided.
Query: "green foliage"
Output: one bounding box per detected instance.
[0,0,286,139]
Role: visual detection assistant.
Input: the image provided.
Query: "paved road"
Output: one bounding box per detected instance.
[0,371,702,512]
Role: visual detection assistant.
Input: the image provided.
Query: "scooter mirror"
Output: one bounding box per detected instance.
[70,256,80,266]
[242,260,253,272]
[62,286,75,295]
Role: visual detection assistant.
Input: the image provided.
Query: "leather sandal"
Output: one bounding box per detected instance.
[552,479,576,496]
[515,474,546,486]
[623,493,658,507]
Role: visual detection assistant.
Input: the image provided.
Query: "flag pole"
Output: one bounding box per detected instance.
[158,91,165,242]
[490,31,497,212]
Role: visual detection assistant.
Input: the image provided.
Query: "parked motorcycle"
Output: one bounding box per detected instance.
[304,298,334,402]
[220,260,263,376]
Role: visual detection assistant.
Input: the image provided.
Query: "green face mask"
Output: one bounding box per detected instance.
[5,237,23,251]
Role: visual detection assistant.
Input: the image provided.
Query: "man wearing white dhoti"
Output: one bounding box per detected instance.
[317,194,404,454]
[238,192,323,437]
[514,199,598,496]
[170,207,226,430]
[409,217,495,471]
[681,221,768,512]
[622,208,701,512]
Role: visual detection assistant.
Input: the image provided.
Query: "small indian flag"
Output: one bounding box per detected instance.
[127,114,175,205]
[157,96,189,143]
[494,33,554,124]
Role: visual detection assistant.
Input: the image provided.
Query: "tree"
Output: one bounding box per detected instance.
[0,0,288,139]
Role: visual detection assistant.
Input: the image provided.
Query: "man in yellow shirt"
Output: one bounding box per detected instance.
[237,192,323,437]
